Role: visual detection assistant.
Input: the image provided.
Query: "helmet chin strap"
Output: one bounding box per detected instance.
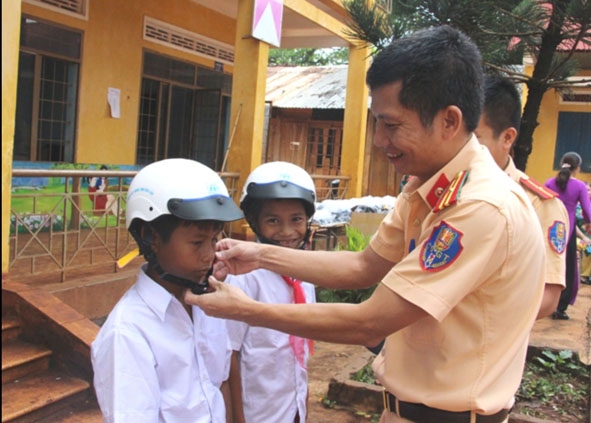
[151,262,210,295]
[131,226,209,294]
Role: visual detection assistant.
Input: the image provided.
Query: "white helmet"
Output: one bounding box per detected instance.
[240,161,316,218]
[126,158,243,229]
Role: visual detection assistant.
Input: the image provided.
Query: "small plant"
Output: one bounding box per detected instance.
[317,226,377,304]
[354,410,381,422]
[350,362,376,385]
[516,349,589,421]
[321,397,336,408]
[533,349,581,374]
[339,225,370,252]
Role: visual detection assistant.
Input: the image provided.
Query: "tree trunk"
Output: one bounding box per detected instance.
[513,0,571,171]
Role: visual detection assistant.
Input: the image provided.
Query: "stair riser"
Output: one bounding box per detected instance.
[2,357,50,384]
[2,327,21,343]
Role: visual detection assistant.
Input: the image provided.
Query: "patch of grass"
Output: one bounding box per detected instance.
[11,185,82,214]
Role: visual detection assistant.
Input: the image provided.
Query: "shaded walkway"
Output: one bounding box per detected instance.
[529,282,591,365]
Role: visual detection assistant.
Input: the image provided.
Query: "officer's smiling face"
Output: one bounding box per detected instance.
[370,81,449,183]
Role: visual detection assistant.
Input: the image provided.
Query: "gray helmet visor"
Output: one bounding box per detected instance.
[245,181,316,204]
[168,196,243,222]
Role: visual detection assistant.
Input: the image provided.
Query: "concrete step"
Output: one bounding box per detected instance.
[36,396,103,423]
[2,339,52,384]
[2,369,90,423]
[2,316,22,343]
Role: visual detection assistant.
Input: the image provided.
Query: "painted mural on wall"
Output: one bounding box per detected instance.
[10,161,142,235]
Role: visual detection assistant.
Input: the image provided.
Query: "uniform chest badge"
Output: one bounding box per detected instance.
[548,221,567,254]
[420,221,463,272]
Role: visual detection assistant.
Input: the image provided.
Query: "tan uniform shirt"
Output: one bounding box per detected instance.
[505,157,568,288]
[370,136,545,414]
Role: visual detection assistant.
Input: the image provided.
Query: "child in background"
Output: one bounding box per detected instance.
[226,161,316,423]
[91,158,243,423]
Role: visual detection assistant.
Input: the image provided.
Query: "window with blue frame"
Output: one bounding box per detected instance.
[553,112,591,173]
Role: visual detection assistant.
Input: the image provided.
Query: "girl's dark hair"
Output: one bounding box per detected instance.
[555,152,582,191]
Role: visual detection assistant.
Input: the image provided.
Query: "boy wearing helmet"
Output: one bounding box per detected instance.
[91,159,243,423]
[226,161,316,423]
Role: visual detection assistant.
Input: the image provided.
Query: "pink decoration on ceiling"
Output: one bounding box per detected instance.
[252,0,283,47]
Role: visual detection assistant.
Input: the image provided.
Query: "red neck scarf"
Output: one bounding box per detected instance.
[281,275,314,368]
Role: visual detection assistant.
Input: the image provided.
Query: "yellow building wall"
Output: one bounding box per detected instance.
[525,66,591,185]
[2,0,22,275]
[22,0,236,166]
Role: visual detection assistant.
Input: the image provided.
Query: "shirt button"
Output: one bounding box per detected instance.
[435,187,444,197]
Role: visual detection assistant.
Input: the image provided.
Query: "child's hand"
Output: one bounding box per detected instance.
[183,277,256,320]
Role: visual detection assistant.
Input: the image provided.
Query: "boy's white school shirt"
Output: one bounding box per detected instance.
[226,269,316,423]
[91,265,231,423]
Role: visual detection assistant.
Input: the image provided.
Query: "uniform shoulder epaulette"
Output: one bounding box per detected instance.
[519,177,557,200]
[433,170,470,213]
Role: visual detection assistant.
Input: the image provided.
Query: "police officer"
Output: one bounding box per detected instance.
[475,74,568,319]
[185,26,545,423]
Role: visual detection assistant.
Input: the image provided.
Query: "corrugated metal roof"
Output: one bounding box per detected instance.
[266,65,356,109]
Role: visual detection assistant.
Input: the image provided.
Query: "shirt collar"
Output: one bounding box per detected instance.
[503,156,520,180]
[411,134,481,210]
[136,264,176,322]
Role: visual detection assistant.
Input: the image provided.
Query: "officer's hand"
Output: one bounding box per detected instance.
[183,277,255,320]
[214,238,262,278]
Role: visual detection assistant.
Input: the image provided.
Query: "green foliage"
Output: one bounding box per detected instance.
[350,362,376,385]
[341,0,591,170]
[321,397,337,408]
[516,349,589,419]
[316,226,377,304]
[533,349,585,374]
[268,47,349,66]
[354,410,381,422]
[50,163,93,170]
[340,225,371,253]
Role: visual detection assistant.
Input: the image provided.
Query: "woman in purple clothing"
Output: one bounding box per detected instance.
[545,152,591,320]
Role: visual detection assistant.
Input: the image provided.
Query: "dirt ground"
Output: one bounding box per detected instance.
[307,341,377,423]
[306,293,591,423]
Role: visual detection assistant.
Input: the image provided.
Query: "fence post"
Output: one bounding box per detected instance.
[70,176,81,229]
